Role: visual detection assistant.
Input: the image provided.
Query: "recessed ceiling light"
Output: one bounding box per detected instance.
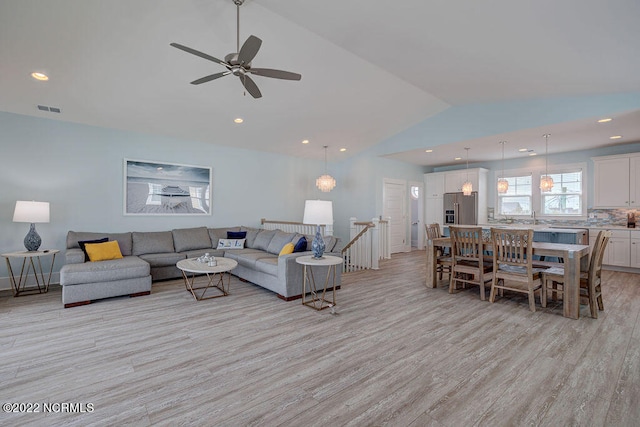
[31,72,49,81]
[610,135,622,140]
[529,152,537,156]
[454,157,462,161]
[340,148,346,152]
[234,117,243,124]
[597,118,613,123]
[518,148,528,152]
[425,149,433,153]
[301,139,309,144]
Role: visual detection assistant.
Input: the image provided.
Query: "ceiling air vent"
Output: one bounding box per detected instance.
[37,104,62,113]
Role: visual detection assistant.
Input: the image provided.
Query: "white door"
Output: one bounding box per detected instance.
[409,181,424,250]
[383,179,408,254]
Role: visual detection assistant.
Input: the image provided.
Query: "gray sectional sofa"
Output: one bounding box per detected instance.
[59,226,341,307]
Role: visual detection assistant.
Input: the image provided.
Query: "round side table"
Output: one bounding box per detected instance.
[296,255,343,311]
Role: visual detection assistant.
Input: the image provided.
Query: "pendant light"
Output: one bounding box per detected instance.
[540,133,554,192]
[316,145,336,192]
[462,147,473,196]
[497,141,509,194]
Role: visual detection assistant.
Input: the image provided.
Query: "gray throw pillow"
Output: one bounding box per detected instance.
[253,229,277,251]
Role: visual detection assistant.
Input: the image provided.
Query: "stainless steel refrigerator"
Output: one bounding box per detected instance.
[443,192,478,225]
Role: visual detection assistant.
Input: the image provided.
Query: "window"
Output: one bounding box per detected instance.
[497,175,532,216]
[494,163,587,219]
[541,170,583,216]
[410,186,419,200]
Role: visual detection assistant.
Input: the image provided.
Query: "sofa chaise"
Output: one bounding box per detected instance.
[59,226,341,307]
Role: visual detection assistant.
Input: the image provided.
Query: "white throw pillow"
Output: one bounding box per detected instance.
[216,238,246,250]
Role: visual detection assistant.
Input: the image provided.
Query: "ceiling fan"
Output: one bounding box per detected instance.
[170,0,301,99]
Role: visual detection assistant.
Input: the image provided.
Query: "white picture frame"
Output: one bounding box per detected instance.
[124,158,212,216]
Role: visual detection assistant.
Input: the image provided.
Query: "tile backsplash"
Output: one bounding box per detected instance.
[488,208,639,228]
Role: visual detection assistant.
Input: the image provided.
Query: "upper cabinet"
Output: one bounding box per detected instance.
[424,172,445,198]
[444,168,486,193]
[593,153,640,208]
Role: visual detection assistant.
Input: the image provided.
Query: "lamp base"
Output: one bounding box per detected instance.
[311,225,326,259]
[24,223,42,252]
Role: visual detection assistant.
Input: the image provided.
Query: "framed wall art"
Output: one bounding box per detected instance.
[124,159,212,215]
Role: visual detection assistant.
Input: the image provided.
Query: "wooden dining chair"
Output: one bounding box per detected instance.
[449,226,493,300]
[542,230,611,318]
[425,223,451,280]
[489,228,546,312]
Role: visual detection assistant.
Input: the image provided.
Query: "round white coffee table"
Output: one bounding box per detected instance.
[177,257,237,301]
[296,255,343,311]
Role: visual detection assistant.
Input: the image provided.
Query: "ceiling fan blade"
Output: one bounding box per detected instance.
[170,43,227,66]
[239,75,262,99]
[237,35,262,65]
[249,68,302,81]
[190,71,231,85]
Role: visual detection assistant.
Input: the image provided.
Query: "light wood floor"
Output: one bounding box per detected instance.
[1,250,639,426]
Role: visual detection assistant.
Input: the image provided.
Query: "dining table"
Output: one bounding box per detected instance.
[425,236,590,319]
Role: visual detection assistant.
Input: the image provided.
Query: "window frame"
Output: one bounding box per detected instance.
[496,171,534,217]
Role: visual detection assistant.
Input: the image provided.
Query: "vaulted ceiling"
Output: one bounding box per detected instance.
[1,0,639,166]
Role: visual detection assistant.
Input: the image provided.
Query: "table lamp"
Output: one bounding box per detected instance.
[303,200,333,259]
[13,200,50,252]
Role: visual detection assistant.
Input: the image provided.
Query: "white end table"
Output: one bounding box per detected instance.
[2,250,59,296]
[177,258,237,301]
[296,255,343,311]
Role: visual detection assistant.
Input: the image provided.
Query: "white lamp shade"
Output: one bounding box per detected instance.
[13,201,50,223]
[303,200,333,225]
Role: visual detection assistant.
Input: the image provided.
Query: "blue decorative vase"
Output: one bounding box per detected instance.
[311,225,325,259]
[24,223,42,252]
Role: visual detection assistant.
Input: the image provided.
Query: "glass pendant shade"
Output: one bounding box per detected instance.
[497,178,509,194]
[540,175,554,192]
[316,174,336,192]
[462,181,473,196]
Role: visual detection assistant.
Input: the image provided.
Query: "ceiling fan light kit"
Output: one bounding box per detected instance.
[170,0,301,99]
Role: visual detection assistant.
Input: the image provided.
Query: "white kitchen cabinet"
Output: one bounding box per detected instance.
[593,153,640,208]
[631,156,640,208]
[445,170,479,193]
[590,228,635,268]
[424,173,445,198]
[424,172,444,226]
[631,231,640,269]
[604,230,631,267]
[425,197,443,227]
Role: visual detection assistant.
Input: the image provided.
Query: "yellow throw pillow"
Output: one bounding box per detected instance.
[279,242,295,256]
[85,240,124,262]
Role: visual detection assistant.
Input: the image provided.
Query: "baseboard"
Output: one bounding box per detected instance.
[0,272,61,292]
